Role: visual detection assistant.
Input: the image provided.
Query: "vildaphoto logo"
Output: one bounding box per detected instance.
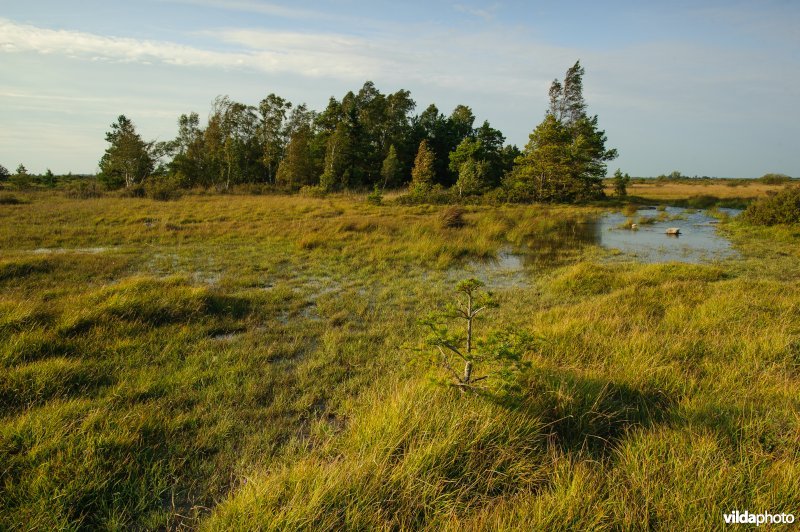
[723,510,795,526]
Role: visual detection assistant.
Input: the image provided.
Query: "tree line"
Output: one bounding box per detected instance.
[92,61,617,202]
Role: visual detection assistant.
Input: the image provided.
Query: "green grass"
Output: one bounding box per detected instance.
[1,190,798,529]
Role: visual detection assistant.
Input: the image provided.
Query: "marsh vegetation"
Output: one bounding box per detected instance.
[0,187,798,529]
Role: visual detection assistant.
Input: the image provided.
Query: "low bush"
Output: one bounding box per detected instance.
[366,185,383,206]
[741,185,800,225]
[144,177,182,201]
[116,184,146,198]
[299,185,327,198]
[63,181,103,199]
[759,173,792,185]
[0,193,24,205]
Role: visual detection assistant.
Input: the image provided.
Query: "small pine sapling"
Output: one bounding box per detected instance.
[421,279,532,394]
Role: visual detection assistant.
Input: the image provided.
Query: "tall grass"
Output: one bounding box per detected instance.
[1,190,798,529]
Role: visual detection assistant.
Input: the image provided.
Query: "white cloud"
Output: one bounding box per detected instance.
[453,3,500,22]
[0,18,249,68]
[0,17,559,94]
[161,0,326,20]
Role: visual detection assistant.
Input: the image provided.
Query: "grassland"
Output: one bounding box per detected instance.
[1,188,798,529]
[606,179,787,209]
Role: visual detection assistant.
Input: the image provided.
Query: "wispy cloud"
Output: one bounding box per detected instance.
[0,18,250,68]
[0,17,557,94]
[452,3,500,22]
[157,0,382,27]
[161,0,329,21]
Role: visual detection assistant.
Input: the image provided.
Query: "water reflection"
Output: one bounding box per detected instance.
[457,208,739,286]
[597,207,740,263]
[516,217,599,268]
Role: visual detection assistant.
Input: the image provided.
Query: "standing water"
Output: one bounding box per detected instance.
[455,207,739,286]
[598,206,740,263]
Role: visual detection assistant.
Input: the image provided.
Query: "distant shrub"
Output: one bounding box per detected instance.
[0,193,24,205]
[366,185,383,206]
[117,184,146,198]
[396,185,453,205]
[144,177,182,201]
[622,204,639,216]
[64,181,103,199]
[233,183,275,195]
[439,206,466,229]
[742,185,800,225]
[759,173,791,185]
[299,185,327,198]
[685,195,718,209]
[482,187,508,206]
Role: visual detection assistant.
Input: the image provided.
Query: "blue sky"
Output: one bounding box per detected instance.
[1,0,798,177]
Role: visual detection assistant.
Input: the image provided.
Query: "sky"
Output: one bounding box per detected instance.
[1,0,798,177]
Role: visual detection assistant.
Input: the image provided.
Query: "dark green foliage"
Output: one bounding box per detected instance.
[42,169,57,188]
[144,177,183,201]
[0,164,9,182]
[656,170,688,181]
[11,164,32,190]
[759,173,792,185]
[742,185,800,225]
[366,184,383,206]
[613,168,631,197]
[276,123,316,190]
[507,61,616,202]
[258,93,292,183]
[98,115,154,189]
[96,82,529,197]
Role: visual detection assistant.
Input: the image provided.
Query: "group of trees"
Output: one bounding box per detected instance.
[99,82,518,195]
[97,62,619,203]
[0,164,56,189]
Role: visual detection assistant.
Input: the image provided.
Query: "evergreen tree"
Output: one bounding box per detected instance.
[99,115,154,189]
[12,164,32,189]
[43,169,56,187]
[0,164,9,182]
[410,140,436,195]
[613,169,631,197]
[508,114,573,201]
[509,61,616,202]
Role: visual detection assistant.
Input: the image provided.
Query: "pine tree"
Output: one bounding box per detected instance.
[613,169,630,197]
[509,61,616,202]
[43,169,56,187]
[98,115,154,189]
[410,140,435,195]
[12,164,32,189]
